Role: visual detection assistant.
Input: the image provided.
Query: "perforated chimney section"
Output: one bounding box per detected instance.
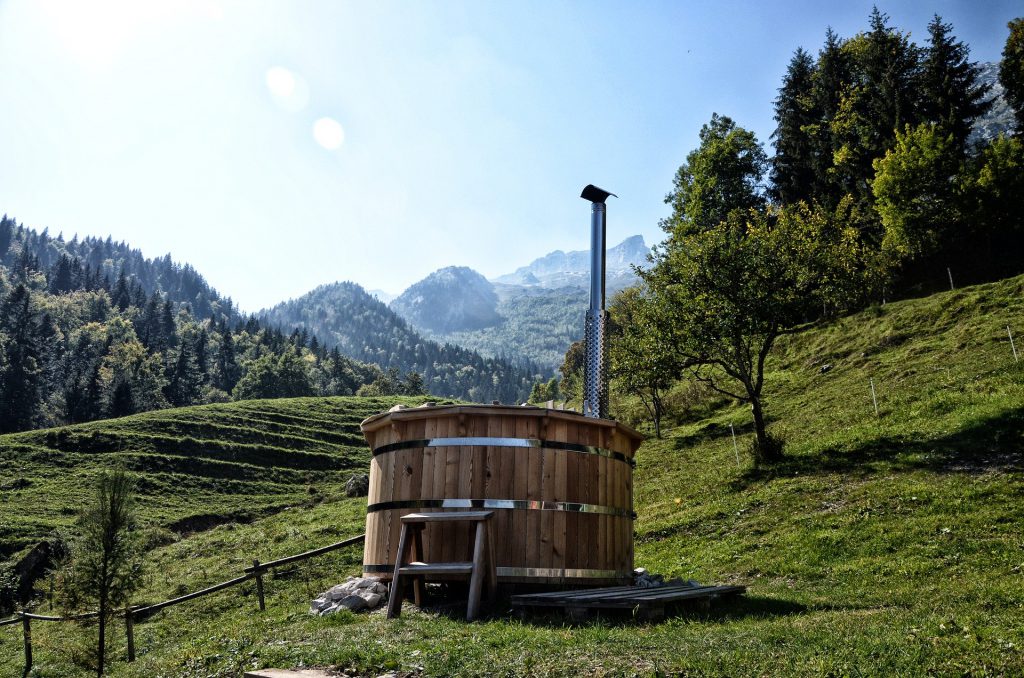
[580,184,616,419]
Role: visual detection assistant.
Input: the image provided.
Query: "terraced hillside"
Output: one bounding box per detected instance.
[0,396,441,592]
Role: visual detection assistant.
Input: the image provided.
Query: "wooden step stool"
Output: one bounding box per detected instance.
[386,511,497,621]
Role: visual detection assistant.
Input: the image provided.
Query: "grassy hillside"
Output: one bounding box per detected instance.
[0,396,440,569]
[2,277,1023,676]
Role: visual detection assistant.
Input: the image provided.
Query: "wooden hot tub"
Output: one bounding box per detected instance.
[360,403,643,586]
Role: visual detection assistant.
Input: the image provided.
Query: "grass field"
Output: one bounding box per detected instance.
[2,276,1023,676]
[0,396,442,576]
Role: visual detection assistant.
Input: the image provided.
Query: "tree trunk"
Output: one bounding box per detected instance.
[750,397,781,463]
[97,560,107,677]
[97,603,105,677]
[652,393,663,439]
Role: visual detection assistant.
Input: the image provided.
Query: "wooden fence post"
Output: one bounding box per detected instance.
[253,560,266,611]
[21,612,32,671]
[126,607,136,662]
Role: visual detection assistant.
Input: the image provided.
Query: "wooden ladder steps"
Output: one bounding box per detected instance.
[399,562,474,575]
[387,512,498,621]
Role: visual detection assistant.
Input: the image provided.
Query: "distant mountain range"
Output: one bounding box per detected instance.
[260,281,542,402]
[386,235,650,369]
[492,234,649,289]
[971,62,1015,144]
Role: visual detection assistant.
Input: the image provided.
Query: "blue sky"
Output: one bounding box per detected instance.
[0,1,1018,311]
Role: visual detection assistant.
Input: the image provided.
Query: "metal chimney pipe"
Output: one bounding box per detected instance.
[580,184,616,419]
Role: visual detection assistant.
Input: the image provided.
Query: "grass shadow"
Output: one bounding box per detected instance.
[672,420,755,452]
[732,406,1024,489]
[507,594,805,628]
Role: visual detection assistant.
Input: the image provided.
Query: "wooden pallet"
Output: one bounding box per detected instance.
[510,584,746,622]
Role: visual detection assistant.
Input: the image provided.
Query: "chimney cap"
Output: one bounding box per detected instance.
[580,184,617,204]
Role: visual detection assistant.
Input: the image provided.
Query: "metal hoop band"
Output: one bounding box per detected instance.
[362,564,625,579]
[372,437,634,466]
[366,498,635,519]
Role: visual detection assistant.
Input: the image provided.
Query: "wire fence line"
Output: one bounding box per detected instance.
[2,532,365,672]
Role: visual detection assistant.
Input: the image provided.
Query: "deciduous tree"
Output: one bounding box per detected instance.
[643,203,866,462]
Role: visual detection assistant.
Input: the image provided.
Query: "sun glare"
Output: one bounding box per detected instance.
[313,117,346,150]
[265,66,309,112]
[36,0,222,69]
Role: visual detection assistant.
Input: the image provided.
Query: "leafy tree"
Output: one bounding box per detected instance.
[233,350,314,400]
[608,286,688,438]
[643,203,866,462]
[275,349,315,398]
[403,371,426,396]
[231,353,278,401]
[964,134,1024,271]
[771,47,820,203]
[920,15,992,155]
[58,469,144,677]
[661,114,768,237]
[872,123,961,262]
[558,340,585,409]
[1000,18,1024,133]
[528,376,560,405]
[357,366,404,397]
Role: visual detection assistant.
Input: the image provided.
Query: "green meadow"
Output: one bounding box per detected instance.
[2,276,1023,676]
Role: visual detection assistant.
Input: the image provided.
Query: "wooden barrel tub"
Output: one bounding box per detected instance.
[360,404,644,586]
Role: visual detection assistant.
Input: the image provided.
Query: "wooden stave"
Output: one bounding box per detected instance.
[361,410,638,584]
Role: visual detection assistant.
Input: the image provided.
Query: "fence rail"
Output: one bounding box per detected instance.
[2,532,365,671]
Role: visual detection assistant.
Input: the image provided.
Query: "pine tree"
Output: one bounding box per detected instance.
[1000,18,1024,134]
[809,27,853,208]
[164,342,203,407]
[859,8,923,160]
[214,329,240,393]
[58,469,144,677]
[48,255,75,294]
[111,271,131,311]
[0,285,43,432]
[0,216,12,261]
[921,15,993,155]
[194,328,209,381]
[771,47,820,203]
[107,377,135,418]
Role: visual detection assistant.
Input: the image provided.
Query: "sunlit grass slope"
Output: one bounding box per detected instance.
[0,396,437,564]
[2,276,1023,676]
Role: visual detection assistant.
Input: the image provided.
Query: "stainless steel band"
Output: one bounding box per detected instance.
[363,564,625,580]
[372,436,634,466]
[366,498,635,519]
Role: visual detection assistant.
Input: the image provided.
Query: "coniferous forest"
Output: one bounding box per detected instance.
[260,282,543,405]
[0,219,538,435]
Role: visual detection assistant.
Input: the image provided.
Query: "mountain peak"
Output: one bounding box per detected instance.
[390,266,502,333]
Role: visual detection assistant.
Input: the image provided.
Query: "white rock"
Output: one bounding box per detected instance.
[362,592,382,608]
[340,594,367,611]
